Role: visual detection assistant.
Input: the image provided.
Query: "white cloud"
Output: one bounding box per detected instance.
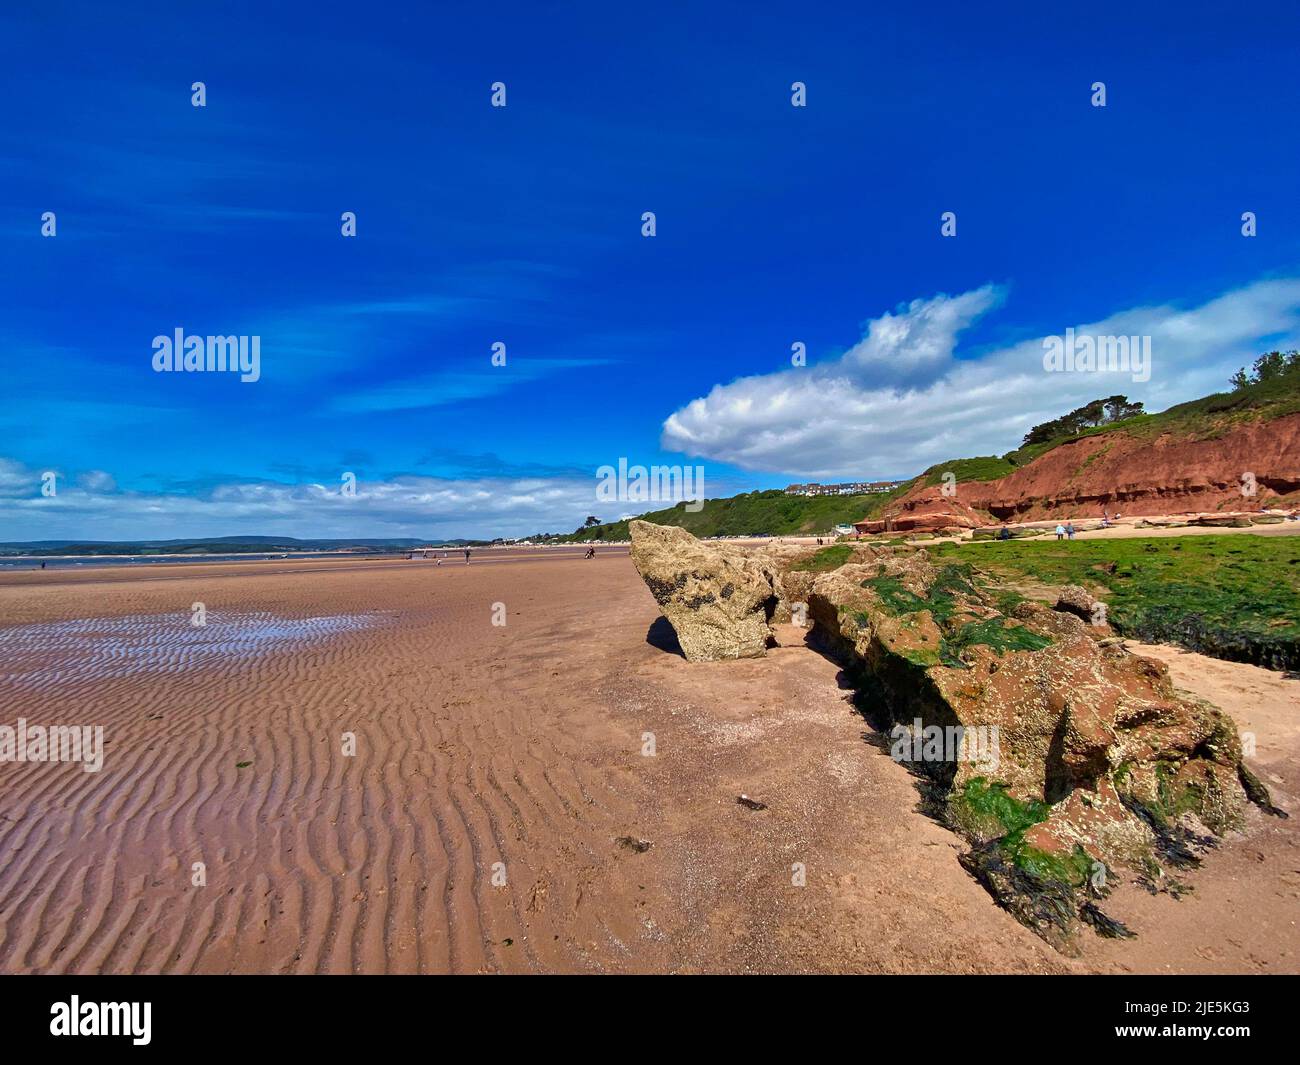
[0,457,42,499]
[0,460,600,542]
[840,284,1006,387]
[660,278,1300,480]
[75,470,117,492]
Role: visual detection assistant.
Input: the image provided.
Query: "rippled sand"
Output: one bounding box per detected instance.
[0,553,1294,973]
[2,611,383,688]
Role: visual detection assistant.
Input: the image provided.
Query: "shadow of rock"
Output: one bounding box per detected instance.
[646,616,685,658]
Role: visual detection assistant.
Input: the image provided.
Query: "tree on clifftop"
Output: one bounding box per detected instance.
[1022,395,1146,446]
[1231,350,1300,390]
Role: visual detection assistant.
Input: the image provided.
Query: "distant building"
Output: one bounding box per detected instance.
[784,480,904,497]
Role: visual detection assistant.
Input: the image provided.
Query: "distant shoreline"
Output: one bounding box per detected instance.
[0,543,631,571]
[0,549,406,569]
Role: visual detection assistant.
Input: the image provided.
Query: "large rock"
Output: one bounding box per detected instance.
[629,522,1280,951]
[805,549,1278,951]
[1054,584,1103,623]
[628,521,778,662]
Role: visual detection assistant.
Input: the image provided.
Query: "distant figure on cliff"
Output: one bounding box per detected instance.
[1055,523,1066,541]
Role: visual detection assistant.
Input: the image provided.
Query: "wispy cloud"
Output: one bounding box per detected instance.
[332,358,611,413]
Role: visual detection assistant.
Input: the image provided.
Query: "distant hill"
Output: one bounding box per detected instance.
[0,535,438,557]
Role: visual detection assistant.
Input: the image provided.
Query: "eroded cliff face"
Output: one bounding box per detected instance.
[627,522,1284,953]
[854,490,984,534]
[889,412,1300,522]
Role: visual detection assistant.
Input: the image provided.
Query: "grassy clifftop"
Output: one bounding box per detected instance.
[562,485,911,542]
[918,370,1300,488]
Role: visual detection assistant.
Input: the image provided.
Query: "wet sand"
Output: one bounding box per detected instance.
[0,552,1295,973]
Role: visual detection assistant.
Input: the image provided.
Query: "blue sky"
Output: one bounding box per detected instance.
[3,0,1299,540]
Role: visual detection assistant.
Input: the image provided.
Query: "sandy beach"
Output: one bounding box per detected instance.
[0,549,1294,974]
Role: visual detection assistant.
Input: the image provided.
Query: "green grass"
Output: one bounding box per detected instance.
[789,544,854,572]
[927,534,1300,670]
[921,454,1019,487]
[561,484,914,542]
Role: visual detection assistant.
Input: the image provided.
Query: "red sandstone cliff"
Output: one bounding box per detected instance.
[874,411,1300,526]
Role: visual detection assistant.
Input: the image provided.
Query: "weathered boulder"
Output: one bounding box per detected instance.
[628,521,777,662]
[804,548,1279,951]
[750,541,820,623]
[1054,584,1103,623]
[755,540,886,623]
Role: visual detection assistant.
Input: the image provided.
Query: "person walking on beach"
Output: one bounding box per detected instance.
[1055,523,1066,541]
[464,548,471,564]
[584,546,596,559]
[1066,521,1076,540]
